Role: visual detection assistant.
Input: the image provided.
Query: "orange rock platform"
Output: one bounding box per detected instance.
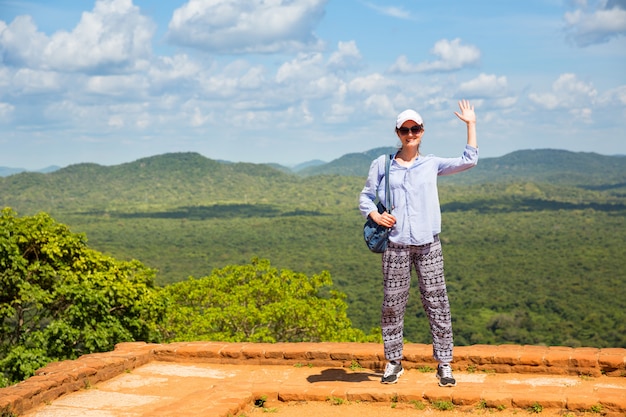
[1,342,625,416]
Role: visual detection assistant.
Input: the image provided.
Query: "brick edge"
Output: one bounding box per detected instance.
[1,342,624,416]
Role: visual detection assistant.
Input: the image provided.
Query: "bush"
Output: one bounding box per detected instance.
[0,208,166,386]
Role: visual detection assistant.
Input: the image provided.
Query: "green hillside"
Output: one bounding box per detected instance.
[297,146,397,176]
[1,149,624,348]
[300,148,626,187]
[444,149,626,186]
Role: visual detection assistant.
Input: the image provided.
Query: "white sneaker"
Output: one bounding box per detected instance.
[436,363,456,387]
[381,362,404,384]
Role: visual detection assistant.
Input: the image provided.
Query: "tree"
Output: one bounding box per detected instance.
[162,258,370,343]
[0,208,166,386]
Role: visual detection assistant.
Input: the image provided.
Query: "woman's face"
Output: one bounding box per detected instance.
[396,120,424,149]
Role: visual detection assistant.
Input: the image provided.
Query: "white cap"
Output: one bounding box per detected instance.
[395,109,423,128]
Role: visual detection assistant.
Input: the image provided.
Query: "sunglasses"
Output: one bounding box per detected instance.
[397,125,423,135]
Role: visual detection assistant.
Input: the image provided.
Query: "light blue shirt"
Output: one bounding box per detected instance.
[359,145,478,246]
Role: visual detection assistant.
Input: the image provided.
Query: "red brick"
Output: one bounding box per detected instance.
[481,391,512,409]
[422,387,453,402]
[346,387,393,402]
[280,386,326,402]
[545,366,569,375]
[451,387,482,405]
[328,388,348,400]
[492,344,523,365]
[465,344,496,365]
[302,387,330,401]
[597,389,626,413]
[240,343,269,359]
[544,346,573,368]
[304,344,332,360]
[513,365,548,374]
[0,395,20,413]
[280,344,311,361]
[519,345,547,366]
[161,342,225,359]
[566,395,601,412]
[489,364,513,373]
[598,349,626,371]
[345,343,380,362]
[570,347,600,368]
[218,343,246,359]
[511,391,566,410]
[34,360,69,376]
[327,343,356,361]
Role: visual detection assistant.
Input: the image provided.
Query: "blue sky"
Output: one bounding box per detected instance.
[1,0,625,170]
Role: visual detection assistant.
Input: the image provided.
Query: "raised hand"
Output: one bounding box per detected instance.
[454,99,476,125]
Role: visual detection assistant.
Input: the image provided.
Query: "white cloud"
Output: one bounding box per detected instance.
[0,16,49,68]
[86,74,149,96]
[323,102,353,123]
[43,100,94,125]
[0,102,15,122]
[276,52,325,83]
[364,93,395,117]
[595,84,626,114]
[348,73,395,95]
[12,68,63,94]
[458,73,509,98]
[389,38,481,73]
[44,0,154,73]
[0,0,155,73]
[363,2,411,20]
[108,115,124,128]
[528,73,597,121]
[327,41,363,72]
[167,0,327,54]
[564,1,626,46]
[1,1,624,168]
[147,54,202,90]
[190,107,209,127]
[492,97,518,109]
[386,56,412,74]
[0,66,9,88]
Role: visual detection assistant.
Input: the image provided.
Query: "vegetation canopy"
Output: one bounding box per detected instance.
[0,208,166,386]
[0,209,366,386]
[0,149,624,386]
[162,257,369,343]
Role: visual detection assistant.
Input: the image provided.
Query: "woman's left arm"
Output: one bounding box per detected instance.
[454,99,477,148]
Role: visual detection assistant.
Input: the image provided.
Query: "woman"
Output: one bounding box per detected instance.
[359,100,478,387]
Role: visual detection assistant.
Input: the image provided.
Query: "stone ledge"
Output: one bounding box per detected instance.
[149,342,625,377]
[1,342,624,416]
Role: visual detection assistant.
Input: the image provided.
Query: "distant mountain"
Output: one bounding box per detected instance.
[39,165,62,173]
[0,165,61,177]
[1,149,624,216]
[442,149,625,186]
[0,167,23,177]
[291,159,326,172]
[297,147,397,176]
[0,152,293,213]
[297,148,625,186]
[264,163,293,173]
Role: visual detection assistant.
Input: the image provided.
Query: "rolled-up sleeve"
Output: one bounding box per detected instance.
[437,145,478,176]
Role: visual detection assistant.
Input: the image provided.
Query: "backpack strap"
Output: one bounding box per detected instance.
[375,153,393,213]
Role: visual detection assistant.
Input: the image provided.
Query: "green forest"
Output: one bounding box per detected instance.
[1,149,625,384]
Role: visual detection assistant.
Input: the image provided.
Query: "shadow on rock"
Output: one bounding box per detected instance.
[307,368,379,383]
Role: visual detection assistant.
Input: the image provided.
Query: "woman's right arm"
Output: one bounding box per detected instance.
[359,158,381,219]
[359,157,396,227]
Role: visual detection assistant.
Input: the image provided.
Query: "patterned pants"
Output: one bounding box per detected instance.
[381,236,453,363]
